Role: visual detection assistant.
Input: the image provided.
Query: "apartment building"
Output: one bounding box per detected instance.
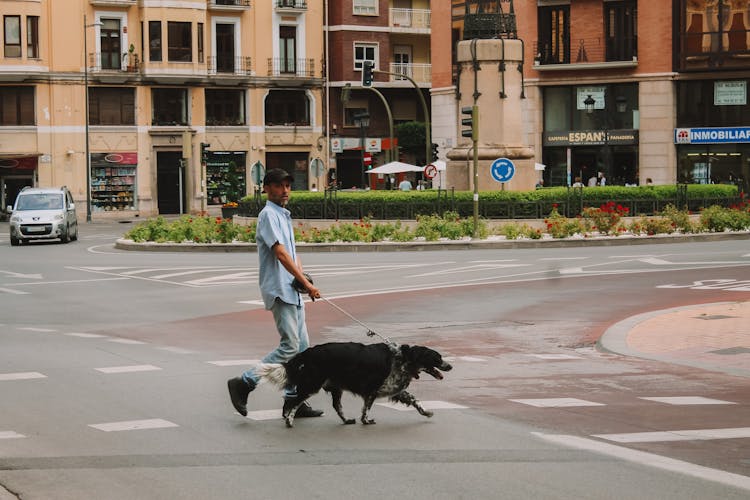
[431,1,749,191]
[0,0,325,218]
[326,0,432,190]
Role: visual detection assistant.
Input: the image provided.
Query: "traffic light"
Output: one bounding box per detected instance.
[431,142,439,162]
[361,61,374,87]
[200,142,211,164]
[461,105,478,141]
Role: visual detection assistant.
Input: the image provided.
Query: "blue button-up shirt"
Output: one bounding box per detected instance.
[256,200,300,309]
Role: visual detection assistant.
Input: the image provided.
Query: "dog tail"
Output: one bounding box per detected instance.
[255,363,288,388]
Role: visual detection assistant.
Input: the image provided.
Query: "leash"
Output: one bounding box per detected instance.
[318,296,397,348]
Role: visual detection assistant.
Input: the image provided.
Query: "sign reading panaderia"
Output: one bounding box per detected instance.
[543,129,638,147]
[674,126,750,144]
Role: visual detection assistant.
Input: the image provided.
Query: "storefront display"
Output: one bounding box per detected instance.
[206,151,246,205]
[90,153,137,212]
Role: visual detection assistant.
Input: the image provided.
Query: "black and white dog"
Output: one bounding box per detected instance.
[257,342,452,428]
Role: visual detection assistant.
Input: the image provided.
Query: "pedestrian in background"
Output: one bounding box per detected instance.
[227,168,324,420]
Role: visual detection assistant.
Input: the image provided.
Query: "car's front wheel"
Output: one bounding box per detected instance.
[60,224,70,243]
[10,234,20,246]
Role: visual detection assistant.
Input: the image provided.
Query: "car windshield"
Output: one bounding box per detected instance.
[16,193,63,210]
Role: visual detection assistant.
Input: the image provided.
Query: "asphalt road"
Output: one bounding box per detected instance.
[0,221,748,499]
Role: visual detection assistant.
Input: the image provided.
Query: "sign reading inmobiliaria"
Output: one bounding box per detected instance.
[675,127,750,144]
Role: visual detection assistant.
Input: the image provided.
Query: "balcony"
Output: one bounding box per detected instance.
[275,0,306,11]
[207,0,251,10]
[207,55,252,76]
[89,0,136,6]
[389,62,431,85]
[88,52,139,74]
[679,29,750,71]
[389,8,430,32]
[267,58,316,78]
[533,37,638,71]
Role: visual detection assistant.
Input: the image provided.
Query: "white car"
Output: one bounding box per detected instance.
[7,186,79,246]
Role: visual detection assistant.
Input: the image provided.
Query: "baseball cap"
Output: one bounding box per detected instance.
[263,168,294,185]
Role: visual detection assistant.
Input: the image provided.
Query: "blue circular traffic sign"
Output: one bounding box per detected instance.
[490,158,515,183]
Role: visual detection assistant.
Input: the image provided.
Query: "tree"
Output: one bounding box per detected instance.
[395,121,427,165]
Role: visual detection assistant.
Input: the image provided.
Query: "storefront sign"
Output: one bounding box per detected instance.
[674,126,750,144]
[543,129,638,147]
[366,138,381,153]
[714,81,746,106]
[330,138,343,153]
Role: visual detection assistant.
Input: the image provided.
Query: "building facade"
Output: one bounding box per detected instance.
[325,0,432,190]
[431,1,749,192]
[1,0,326,218]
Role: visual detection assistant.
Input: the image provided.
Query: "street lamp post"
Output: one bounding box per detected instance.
[584,93,627,184]
[83,15,101,222]
[353,111,370,189]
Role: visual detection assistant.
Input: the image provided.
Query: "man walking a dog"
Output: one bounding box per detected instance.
[227,168,324,419]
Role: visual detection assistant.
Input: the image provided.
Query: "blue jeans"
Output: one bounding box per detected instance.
[242,298,308,398]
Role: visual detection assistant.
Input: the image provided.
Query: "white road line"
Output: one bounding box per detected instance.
[593,427,750,443]
[0,287,29,295]
[17,327,57,332]
[639,396,737,405]
[509,398,606,408]
[525,354,582,360]
[157,346,194,354]
[538,257,588,261]
[376,401,468,411]
[443,356,485,362]
[95,365,162,374]
[0,372,47,381]
[106,338,146,345]
[533,432,750,492]
[246,409,283,421]
[89,419,179,432]
[65,333,108,338]
[0,431,25,439]
[207,359,261,366]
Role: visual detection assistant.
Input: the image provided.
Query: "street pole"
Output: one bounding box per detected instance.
[358,86,394,163]
[83,14,91,222]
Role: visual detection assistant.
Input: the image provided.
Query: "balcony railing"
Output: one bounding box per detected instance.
[533,37,637,66]
[89,0,136,6]
[275,0,307,9]
[679,29,750,70]
[208,0,251,8]
[389,8,431,30]
[268,57,315,77]
[88,52,139,73]
[389,62,431,84]
[207,55,252,76]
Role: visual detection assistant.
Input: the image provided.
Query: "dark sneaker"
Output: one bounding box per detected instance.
[294,402,324,418]
[227,377,255,416]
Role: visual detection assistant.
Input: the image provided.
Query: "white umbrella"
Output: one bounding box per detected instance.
[367,161,424,174]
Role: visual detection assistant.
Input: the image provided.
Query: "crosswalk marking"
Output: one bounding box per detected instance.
[95,365,162,374]
[0,372,46,381]
[207,359,260,367]
[0,431,25,439]
[106,338,146,345]
[17,327,56,332]
[593,427,750,443]
[510,398,606,408]
[444,356,485,362]
[376,400,468,411]
[65,332,107,338]
[89,419,179,432]
[246,409,283,421]
[639,396,736,405]
[525,354,581,360]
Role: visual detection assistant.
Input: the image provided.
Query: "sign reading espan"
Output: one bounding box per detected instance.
[543,130,639,147]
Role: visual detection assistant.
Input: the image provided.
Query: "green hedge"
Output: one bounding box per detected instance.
[238,185,741,220]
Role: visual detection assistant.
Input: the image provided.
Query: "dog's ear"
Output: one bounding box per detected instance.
[399,344,413,359]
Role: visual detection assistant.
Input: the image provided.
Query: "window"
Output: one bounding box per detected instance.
[279,26,297,74]
[206,89,245,126]
[152,88,188,125]
[168,21,192,62]
[344,106,367,127]
[88,87,135,126]
[354,43,377,70]
[677,80,750,128]
[0,86,35,125]
[265,90,310,126]
[4,16,21,58]
[149,21,162,62]
[537,5,569,64]
[197,23,204,63]
[353,0,377,15]
[100,18,122,70]
[26,16,38,59]
[605,1,637,62]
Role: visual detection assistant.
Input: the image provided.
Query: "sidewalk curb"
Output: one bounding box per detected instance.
[598,302,750,378]
[114,230,750,253]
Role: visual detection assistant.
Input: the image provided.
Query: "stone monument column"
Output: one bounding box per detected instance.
[446,38,535,191]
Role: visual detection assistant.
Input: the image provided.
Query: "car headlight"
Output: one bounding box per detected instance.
[54,213,64,221]
[10,215,20,223]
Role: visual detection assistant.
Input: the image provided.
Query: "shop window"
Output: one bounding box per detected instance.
[676,79,750,127]
[89,87,135,126]
[149,21,162,62]
[0,86,35,126]
[152,88,188,125]
[90,153,138,212]
[206,89,245,126]
[206,152,246,205]
[167,21,191,62]
[537,5,569,64]
[265,90,310,126]
[4,15,21,58]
